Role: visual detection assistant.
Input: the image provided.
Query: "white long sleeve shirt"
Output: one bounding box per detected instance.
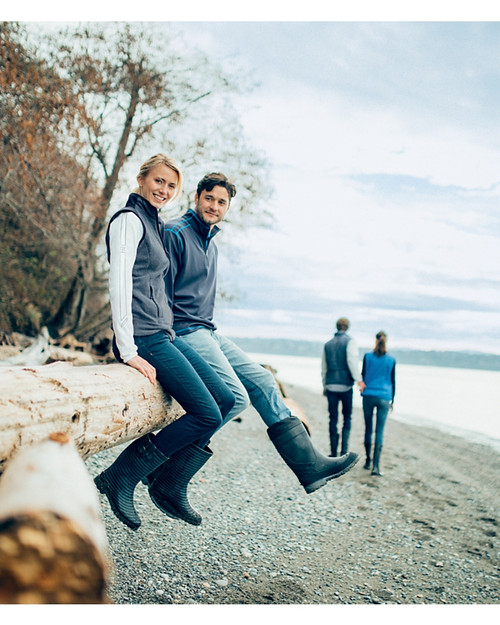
[108,211,143,363]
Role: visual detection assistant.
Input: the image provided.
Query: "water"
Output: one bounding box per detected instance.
[249,352,500,452]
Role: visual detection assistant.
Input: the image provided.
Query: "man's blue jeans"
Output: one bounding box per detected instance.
[134,331,234,456]
[362,395,390,446]
[179,328,291,432]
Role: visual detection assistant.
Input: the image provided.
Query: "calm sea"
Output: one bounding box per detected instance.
[249,352,500,453]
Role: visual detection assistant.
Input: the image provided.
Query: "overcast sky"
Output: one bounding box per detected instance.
[170,20,500,354]
[8,5,500,353]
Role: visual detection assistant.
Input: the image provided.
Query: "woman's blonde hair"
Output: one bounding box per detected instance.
[134,153,183,202]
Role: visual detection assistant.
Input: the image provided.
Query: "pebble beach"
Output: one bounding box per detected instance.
[86,382,500,608]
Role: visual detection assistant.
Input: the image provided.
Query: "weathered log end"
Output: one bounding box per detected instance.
[0,511,108,604]
[0,435,111,604]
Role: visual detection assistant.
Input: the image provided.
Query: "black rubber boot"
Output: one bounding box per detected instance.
[94,433,168,530]
[363,442,371,470]
[371,444,383,476]
[329,433,339,457]
[268,416,359,494]
[340,429,350,455]
[148,443,212,526]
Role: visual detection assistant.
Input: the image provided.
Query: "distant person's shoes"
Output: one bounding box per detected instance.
[267,416,359,494]
[340,430,350,456]
[371,444,383,476]
[329,433,338,457]
[363,442,371,470]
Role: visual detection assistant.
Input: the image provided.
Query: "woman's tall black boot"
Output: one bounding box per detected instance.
[148,443,212,526]
[94,433,168,530]
[268,416,359,494]
[371,444,383,476]
[363,442,372,470]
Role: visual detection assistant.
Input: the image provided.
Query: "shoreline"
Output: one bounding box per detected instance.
[86,382,500,606]
[389,410,500,455]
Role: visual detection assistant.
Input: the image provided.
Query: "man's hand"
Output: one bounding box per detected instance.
[357,380,366,392]
[126,355,157,385]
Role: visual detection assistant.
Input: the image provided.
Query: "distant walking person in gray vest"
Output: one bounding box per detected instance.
[361,330,396,476]
[322,317,364,457]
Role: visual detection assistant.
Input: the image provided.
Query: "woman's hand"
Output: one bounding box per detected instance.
[126,355,157,385]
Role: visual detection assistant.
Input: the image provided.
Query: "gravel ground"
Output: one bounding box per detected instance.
[86,383,500,607]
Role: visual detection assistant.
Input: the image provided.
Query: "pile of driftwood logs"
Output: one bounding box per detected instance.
[0,330,309,604]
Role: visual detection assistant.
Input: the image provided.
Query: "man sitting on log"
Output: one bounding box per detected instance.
[142,172,359,526]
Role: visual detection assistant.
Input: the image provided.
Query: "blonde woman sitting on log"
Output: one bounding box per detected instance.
[94,154,234,531]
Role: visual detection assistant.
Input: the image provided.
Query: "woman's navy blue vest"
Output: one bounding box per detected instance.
[106,193,174,339]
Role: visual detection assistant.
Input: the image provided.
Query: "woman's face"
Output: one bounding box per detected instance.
[138,164,178,210]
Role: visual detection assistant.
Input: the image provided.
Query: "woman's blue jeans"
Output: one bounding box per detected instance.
[362,395,390,447]
[134,331,234,457]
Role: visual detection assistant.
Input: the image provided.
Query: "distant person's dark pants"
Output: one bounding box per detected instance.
[362,395,390,446]
[326,388,353,455]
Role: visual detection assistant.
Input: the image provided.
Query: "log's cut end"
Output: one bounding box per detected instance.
[0,436,111,604]
[0,511,108,604]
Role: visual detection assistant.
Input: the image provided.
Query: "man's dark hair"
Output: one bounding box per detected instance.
[196,172,237,201]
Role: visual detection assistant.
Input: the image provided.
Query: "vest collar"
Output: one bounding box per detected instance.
[187,208,221,240]
[127,193,159,221]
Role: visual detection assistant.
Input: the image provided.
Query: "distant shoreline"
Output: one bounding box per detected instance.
[229,336,500,372]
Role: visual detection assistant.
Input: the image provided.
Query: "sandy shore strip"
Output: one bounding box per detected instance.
[86,382,500,606]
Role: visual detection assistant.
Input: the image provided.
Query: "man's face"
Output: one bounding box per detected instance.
[194,186,231,228]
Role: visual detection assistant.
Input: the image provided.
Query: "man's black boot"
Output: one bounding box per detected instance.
[340,428,350,455]
[363,442,372,470]
[371,444,383,476]
[268,416,359,494]
[148,443,212,526]
[329,433,339,457]
[94,433,168,530]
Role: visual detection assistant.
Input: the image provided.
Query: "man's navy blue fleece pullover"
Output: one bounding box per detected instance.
[163,209,220,335]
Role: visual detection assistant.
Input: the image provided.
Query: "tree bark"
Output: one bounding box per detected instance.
[0,433,110,603]
[0,362,184,473]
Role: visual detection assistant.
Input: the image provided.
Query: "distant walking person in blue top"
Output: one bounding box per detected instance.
[361,331,396,476]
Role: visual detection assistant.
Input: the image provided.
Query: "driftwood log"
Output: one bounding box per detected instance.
[0,361,184,473]
[0,344,311,604]
[0,433,110,603]
[0,359,310,472]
